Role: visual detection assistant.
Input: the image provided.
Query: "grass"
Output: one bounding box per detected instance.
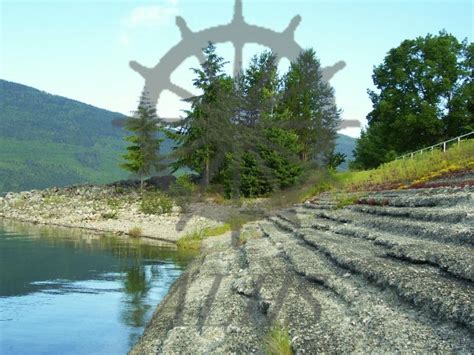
[128,226,143,238]
[335,139,474,192]
[265,325,293,355]
[177,224,232,250]
[331,191,364,209]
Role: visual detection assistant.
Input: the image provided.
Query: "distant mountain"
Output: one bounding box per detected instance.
[0,80,132,192]
[335,134,356,171]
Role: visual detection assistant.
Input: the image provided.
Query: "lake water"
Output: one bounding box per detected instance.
[0,219,195,354]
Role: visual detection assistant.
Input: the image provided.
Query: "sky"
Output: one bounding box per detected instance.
[1,0,472,137]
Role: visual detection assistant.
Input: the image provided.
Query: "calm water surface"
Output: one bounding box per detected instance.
[0,219,195,354]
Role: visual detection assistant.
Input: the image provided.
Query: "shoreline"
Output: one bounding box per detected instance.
[0,214,179,246]
[0,185,238,245]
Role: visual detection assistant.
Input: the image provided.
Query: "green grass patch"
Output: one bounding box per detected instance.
[202,224,231,237]
[336,139,474,192]
[332,192,365,209]
[177,230,203,250]
[265,325,293,355]
[177,224,232,250]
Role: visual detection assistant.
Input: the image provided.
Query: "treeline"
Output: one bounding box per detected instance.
[123,31,472,191]
[352,31,473,169]
[123,43,341,197]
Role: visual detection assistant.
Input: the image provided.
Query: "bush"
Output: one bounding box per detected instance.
[169,174,196,211]
[140,191,173,215]
[128,226,142,238]
[170,174,196,196]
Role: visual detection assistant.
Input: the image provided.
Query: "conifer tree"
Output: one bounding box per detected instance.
[281,49,341,163]
[173,43,236,187]
[121,92,164,190]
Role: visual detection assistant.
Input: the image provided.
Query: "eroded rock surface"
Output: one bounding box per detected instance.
[132,186,473,353]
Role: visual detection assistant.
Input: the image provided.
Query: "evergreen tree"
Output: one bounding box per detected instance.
[173,43,236,187]
[353,31,473,169]
[281,49,341,163]
[121,92,164,190]
[221,52,302,197]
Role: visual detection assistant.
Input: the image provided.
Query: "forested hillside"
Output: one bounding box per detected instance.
[0,80,131,192]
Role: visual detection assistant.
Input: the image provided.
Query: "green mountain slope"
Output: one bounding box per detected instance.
[0,80,131,192]
[335,134,356,171]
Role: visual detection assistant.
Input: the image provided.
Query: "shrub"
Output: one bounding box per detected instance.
[140,191,173,215]
[170,174,196,196]
[169,175,196,211]
[128,226,142,238]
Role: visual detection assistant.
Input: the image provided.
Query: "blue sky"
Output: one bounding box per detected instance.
[1,0,472,137]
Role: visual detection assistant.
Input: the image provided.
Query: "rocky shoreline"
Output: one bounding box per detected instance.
[0,184,236,244]
[131,185,473,353]
[1,182,473,353]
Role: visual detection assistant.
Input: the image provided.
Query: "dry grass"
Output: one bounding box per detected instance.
[128,226,143,238]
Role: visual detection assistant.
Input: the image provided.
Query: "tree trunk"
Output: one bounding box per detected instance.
[204,155,210,187]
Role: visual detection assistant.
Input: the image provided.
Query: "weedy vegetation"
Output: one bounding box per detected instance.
[265,325,293,355]
[128,226,143,238]
[336,139,473,192]
[140,191,173,215]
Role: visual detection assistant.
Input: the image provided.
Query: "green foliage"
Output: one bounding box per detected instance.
[0,80,132,192]
[327,152,346,170]
[171,44,340,198]
[169,174,197,211]
[353,31,473,169]
[121,93,165,188]
[203,224,231,236]
[172,42,236,186]
[341,139,474,191]
[265,326,293,355]
[332,192,363,209]
[280,49,340,163]
[169,174,196,197]
[139,191,173,215]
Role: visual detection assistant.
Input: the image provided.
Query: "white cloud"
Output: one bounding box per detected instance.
[124,2,179,29]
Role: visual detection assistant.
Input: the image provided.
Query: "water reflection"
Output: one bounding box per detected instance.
[0,219,196,354]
